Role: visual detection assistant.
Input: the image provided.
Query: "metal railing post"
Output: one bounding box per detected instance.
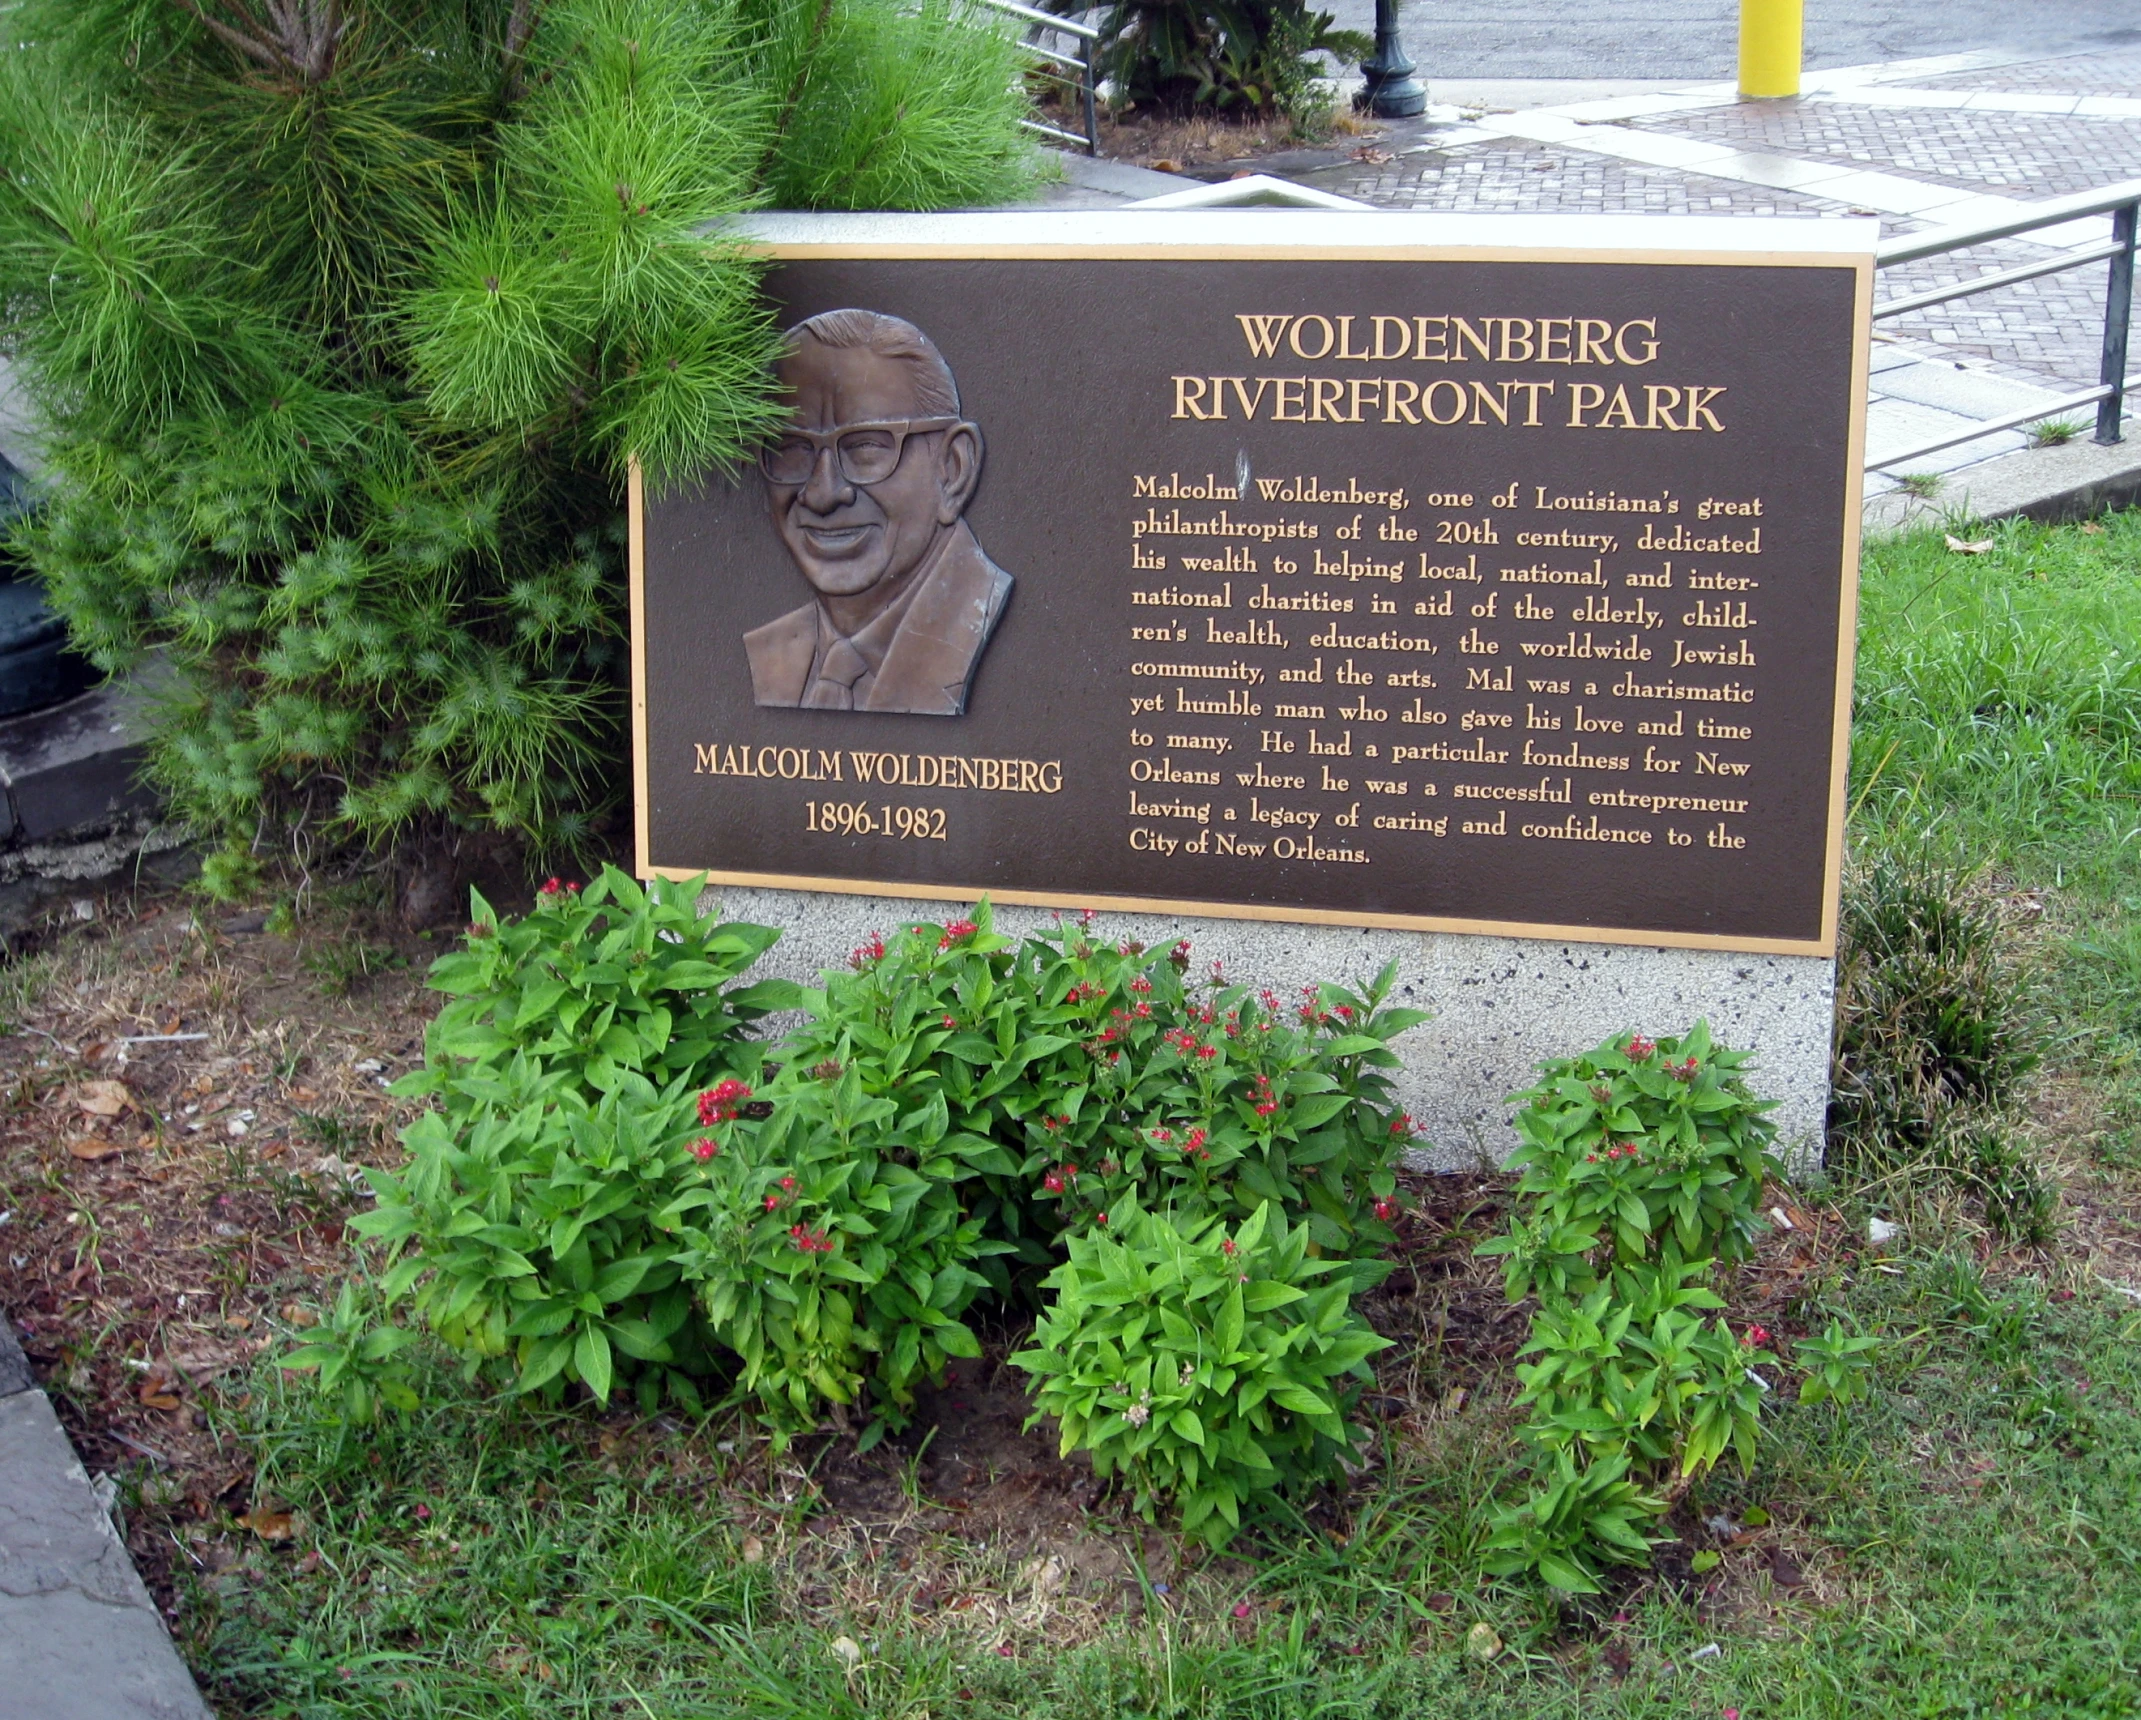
[2097,200,2137,445]
[1081,32,1098,155]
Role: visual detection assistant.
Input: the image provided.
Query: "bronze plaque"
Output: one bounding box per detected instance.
[633,213,1872,954]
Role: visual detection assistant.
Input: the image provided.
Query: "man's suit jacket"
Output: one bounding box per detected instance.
[743,522,1013,717]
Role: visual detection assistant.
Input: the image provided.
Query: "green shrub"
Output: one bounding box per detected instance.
[777,903,1426,1289]
[1479,1446,1661,1597]
[1830,859,2048,1240]
[279,1278,421,1426]
[662,1058,1004,1444]
[1012,1201,1389,1550]
[0,0,1037,883]
[357,1074,721,1413]
[328,896,1425,1512]
[1476,1025,1827,1595]
[1080,0,1371,117]
[353,868,794,1413]
[1477,1021,1782,1301]
[393,865,796,1107]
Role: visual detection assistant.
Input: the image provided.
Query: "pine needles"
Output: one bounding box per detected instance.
[0,0,1038,890]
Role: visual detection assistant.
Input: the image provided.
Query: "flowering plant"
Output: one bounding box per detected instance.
[660,1054,1004,1446]
[779,902,1429,1299]
[1475,1023,1801,1594]
[1477,1020,1782,1302]
[1011,1201,1390,1551]
[394,864,799,1109]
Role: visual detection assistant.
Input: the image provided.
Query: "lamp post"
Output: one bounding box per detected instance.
[1356,0,1426,119]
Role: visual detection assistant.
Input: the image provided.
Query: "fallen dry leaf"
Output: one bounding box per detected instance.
[140,1392,182,1412]
[1151,157,1182,173]
[1945,534,1995,555]
[75,1079,133,1118]
[2080,521,2105,535]
[239,1507,293,1541]
[741,1535,766,1564]
[66,1135,130,1161]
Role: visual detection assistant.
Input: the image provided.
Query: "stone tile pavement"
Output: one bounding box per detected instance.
[1291,46,2141,494]
[0,1317,212,1719]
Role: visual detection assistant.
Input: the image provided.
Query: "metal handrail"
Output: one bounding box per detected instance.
[1872,240,2125,320]
[1868,179,2139,467]
[980,0,1099,40]
[975,0,1099,156]
[1875,177,2141,266]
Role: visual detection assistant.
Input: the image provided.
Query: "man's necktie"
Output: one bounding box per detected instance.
[803,636,870,710]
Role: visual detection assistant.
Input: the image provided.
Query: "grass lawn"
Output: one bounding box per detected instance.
[10,515,2141,1717]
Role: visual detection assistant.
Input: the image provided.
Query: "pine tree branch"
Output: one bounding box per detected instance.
[757,0,837,192]
[166,0,284,72]
[501,0,541,102]
[167,0,347,84]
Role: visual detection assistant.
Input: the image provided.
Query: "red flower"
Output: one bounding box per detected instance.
[938,918,978,950]
[540,876,562,896]
[1151,1128,1173,1144]
[1389,1112,1414,1139]
[779,1175,797,1191]
[1196,1043,1218,1062]
[849,933,886,969]
[1627,1034,1656,1061]
[1184,1127,1208,1157]
[1222,1238,1237,1256]
[1233,1602,1253,1619]
[1373,1197,1398,1223]
[1210,959,1226,982]
[1094,1212,1107,1225]
[1063,1163,1079,1179]
[1746,1324,1772,1348]
[414,1502,431,1520]
[691,1137,719,1161]
[1129,976,1153,995]
[1042,1171,1066,1195]
[698,1078,753,1125]
[467,921,493,939]
[942,1015,957,1029]
[1255,1101,1279,1118]
[763,1194,780,1212]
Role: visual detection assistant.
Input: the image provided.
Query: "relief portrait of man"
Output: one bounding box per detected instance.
[743,309,1013,716]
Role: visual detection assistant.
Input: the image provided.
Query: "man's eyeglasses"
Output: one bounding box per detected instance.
[758,418,961,488]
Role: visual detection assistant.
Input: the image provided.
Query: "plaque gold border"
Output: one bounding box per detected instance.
[630,232,1874,959]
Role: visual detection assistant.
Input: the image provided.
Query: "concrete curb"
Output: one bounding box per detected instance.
[0,1318,213,1719]
[1863,434,2141,534]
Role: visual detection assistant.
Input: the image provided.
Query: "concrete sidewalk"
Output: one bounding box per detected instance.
[0,1317,212,1719]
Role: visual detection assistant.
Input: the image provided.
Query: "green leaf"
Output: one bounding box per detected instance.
[574,1326,614,1403]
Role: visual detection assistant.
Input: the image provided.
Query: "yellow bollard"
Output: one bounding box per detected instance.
[1738,0,1802,99]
